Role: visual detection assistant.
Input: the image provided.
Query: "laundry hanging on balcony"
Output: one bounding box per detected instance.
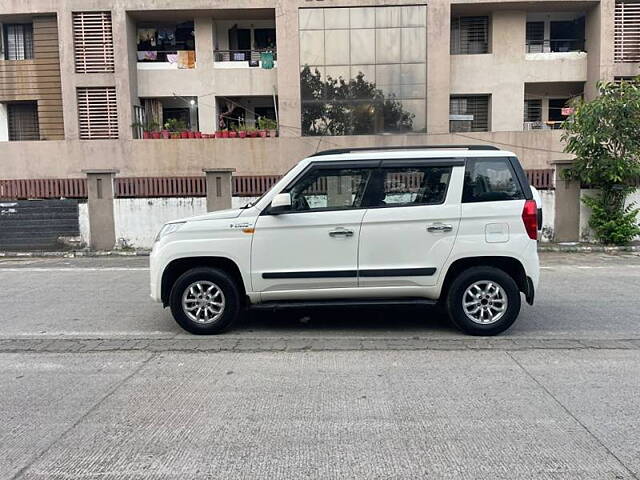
[137,51,158,61]
[177,50,195,69]
[260,51,274,69]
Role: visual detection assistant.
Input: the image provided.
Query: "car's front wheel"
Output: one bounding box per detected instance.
[169,267,241,334]
[446,266,521,336]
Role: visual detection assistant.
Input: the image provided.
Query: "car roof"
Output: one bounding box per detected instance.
[305,147,516,163]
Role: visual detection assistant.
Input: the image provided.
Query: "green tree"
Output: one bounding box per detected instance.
[562,80,640,245]
[300,66,414,136]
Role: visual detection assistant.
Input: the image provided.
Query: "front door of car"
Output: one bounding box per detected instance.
[251,163,376,296]
[357,160,464,288]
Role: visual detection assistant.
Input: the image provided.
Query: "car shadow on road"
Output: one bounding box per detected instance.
[235,305,458,335]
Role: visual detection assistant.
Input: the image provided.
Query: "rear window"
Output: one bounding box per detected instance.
[462,158,525,203]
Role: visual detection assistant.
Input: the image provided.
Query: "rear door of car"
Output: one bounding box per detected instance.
[357,158,464,288]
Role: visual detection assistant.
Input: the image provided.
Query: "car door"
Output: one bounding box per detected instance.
[251,162,376,296]
[357,159,464,288]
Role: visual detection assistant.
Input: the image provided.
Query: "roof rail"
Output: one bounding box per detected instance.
[310,144,501,157]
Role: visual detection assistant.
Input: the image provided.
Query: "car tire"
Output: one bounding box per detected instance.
[169,267,242,335]
[446,266,521,336]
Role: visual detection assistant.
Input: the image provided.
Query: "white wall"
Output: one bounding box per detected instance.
[79,202,90,247]
[539,190,555,242]
[111,196,258,249]
[580,189,640,242]
[0,103,8,142]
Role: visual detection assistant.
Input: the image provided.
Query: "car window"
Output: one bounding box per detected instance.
[365,166,452,208]
[286,167,372,212]
[463,158,524,203]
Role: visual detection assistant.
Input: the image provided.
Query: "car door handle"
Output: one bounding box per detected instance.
[427,223,453,233]
[329,228,354,238]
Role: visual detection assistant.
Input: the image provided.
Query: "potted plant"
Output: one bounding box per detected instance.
[262,118,278,137]
[246,126,258,138]
[228,129,238,138]
[194,131,202,139]
[131,119,160,139]
[165,118,188,139]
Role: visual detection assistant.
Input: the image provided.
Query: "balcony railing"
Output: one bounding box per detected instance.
[136,50,196,64]
[214,49,277,63]
[524,121,565,131]
[526,39,585,54]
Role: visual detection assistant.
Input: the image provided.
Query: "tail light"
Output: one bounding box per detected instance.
[522,199,538,240]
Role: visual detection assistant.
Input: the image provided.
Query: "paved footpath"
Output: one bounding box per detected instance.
[0,253,639,479]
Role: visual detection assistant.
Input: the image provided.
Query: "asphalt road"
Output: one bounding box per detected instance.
[1,253,639,479]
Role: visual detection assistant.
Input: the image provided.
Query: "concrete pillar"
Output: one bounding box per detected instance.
[82,169,118,251]
[552,160,581,242]
[490,10,527,132]
[426,0,451,134]
[196,17,217,133]
[585,2,615,101]
[203,168,235,212]
[275,2,301,137]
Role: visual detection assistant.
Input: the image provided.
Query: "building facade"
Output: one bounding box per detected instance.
[0,0,637,181]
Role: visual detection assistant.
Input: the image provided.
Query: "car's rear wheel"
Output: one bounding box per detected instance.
[169,267,241,334]
[446,266,521,336]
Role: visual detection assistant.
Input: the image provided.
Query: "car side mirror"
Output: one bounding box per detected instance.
[269,192,292,214]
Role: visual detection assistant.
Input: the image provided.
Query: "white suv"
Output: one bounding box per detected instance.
[150,145,539,336]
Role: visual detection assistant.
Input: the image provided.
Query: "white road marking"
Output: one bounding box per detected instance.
[0,267,149,272]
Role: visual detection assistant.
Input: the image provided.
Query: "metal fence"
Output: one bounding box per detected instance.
[0,170,556,200]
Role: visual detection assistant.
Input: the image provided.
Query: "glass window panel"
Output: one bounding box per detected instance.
[350,65,376,84]
[376,6,402,28]
[350,29,375,64]
[350,7,376,29]
[370,166,451,207]
[287,168,373,211]
[401,6,427,28]
[401,63,426,86]
[300,30,325,66]
[299,9,324,30]
[463,158,525,203]
[375,28,401,63]
[324,29,350,65]
[376,64,401,86]
[401,28,426,63]
[324,8,350,29]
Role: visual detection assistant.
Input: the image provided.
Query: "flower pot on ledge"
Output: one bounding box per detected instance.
[151,131,161,140]
[228,131,238,138]
[238,131,247,139]
[161,130,170,139]
[258,130,267,138]
[180,132,189,139]
[143,131,151,139]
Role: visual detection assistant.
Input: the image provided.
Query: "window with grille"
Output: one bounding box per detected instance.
[449,95,490,132]
[73,11,115,73]
[526,22,545,53]
[524,99,542,123]
[615,1,640,62]
[7,102,40,141]
[451,16,489,54]
[3,24,34,60]
[77,87,118,139]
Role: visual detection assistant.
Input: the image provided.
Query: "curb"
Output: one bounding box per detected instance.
[537,243,640,253]
[0,250,151,258]
[1,245,638,258]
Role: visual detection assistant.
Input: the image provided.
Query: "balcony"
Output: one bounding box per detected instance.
[135,20,196,70]
[213,12,276,69]
[213,48,277,69]
[526,38,585,54]
[523,82,583,132]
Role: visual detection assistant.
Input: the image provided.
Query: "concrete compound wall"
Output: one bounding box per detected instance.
[78,196,259,249]
[78,193,561,250]
[579,189,640,242]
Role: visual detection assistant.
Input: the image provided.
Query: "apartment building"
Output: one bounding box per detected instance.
[0,0,637,181]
